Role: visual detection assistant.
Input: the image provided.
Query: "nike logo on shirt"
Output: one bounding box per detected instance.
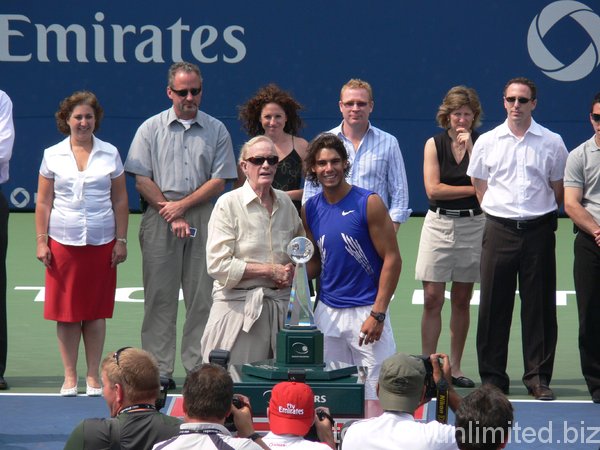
[342,210,355,216]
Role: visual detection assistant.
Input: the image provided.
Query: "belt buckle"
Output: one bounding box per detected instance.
[446,209,461,218]
[516,220,528,230]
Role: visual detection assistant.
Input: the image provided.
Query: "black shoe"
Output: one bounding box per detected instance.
[163,378,176,390]
[452,376,475,388]
[592,390,600,404]
[528,384,555,401]
[0,376,7,390]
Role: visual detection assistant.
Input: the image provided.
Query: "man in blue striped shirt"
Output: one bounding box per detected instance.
[302,79,411,231]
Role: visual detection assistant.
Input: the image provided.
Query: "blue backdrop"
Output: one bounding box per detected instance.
[2,0,599,212]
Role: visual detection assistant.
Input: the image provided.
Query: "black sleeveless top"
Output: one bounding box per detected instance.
[273,140,303,214]
[430,129,480,210]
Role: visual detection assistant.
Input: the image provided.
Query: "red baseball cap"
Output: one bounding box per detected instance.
[269,382,315,435]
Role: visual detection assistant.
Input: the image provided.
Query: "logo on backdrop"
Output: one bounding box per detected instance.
[527,1,600,81]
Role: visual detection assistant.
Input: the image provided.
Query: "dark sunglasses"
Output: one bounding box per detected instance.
[113,346,132,367]
[245,156,279,166]
[591,113,600,122]
[170,87,202,97]
[505,96,532,104]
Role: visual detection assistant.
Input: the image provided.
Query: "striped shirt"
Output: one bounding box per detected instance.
[302,122,411,223]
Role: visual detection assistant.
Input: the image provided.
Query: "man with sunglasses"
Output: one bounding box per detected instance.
[564,92,600,404]
[302,79,411,232]
[125,62,237,388]
[64,347,182,450]
[467,77,568,400]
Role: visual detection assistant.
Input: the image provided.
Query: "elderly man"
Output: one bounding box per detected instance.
[125,62,237,386]
[64,347,181,450]
[302,78,410,231]
[201,136,304,365]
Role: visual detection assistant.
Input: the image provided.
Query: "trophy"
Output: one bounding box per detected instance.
[242,236,356,380]
[285,236,316,328]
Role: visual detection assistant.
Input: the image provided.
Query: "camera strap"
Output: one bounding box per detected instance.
[435,378,449,424]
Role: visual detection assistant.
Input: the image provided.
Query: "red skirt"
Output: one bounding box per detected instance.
[43,238,117,322]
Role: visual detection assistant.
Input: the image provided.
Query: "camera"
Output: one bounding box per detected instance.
[411,355,449,424]
[224,394,244,432]
[156,376,169,411]
[413,355,439,401]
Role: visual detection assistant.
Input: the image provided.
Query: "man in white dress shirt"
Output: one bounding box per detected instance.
[467,77,568,400]
[0,90,14,390]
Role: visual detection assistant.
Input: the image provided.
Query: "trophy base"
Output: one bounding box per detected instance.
[276,327,324,366]
[241,359,357,380]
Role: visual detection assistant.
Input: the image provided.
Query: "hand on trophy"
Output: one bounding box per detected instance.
[271,263,295,288]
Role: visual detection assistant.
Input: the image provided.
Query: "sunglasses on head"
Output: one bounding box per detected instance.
[113,346,132,367]
[245,156,279,166]
[591,113,600,122]
[170,87,201,97]
[505,96,532,104]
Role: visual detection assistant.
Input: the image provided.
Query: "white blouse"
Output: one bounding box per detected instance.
[39,135,124,246]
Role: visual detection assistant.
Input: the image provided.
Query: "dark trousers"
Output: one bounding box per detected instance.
[0,192,8,377]
[573,231,600,396]
[477,218,557,391]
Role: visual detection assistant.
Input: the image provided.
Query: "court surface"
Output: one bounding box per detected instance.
[0,214,598,448]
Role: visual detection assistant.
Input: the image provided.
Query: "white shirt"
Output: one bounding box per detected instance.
[153,422,262,450]
[341,412,458,450]
[467,118,567,219]
[262,432,331,449]
[39,135,124,246]
[0,90,14,184]
[302,122,411,223]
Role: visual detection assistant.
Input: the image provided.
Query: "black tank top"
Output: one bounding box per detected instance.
[430,130,480,210]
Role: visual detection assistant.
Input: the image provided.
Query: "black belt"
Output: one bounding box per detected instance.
[429,206,483,217]
[486,211,557,231]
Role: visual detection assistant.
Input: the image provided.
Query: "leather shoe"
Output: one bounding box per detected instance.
[592,390,600,404]
[452,376,475,388]
[160,377,176,391]
[528,384,555,401]
[0,376,7,390]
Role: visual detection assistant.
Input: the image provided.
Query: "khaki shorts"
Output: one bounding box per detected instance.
[415,209,485,282]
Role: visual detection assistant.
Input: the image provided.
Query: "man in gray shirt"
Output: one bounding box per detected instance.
[125,62,237,386]
[564,91,600,404]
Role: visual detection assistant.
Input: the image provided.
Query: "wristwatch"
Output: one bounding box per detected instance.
[370,310,386,322]
[116,238,127,245]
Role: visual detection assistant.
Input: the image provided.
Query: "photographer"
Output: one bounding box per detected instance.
[262,381,335,449]
[64,347,181,450]
[153,363,267,450]
[342,352,461,450]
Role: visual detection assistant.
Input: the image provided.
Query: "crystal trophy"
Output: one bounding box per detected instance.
[285,236,316,328]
